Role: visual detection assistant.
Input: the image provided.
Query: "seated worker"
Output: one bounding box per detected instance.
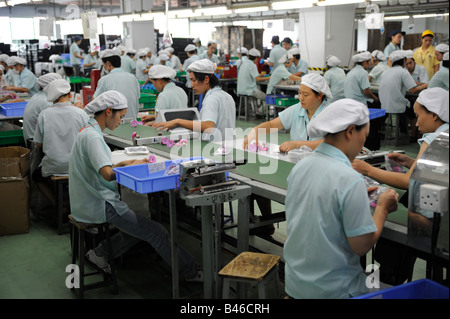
[193,37,207,55]
[4,57,38,96]
[236,48,269,116]
[69,91,203,281]
[94,49,140,120]
[323,55,346,104]
[32,79,89,209]
[287,47,309,77]
[166,47,182,71]
[234,46,248,71]
[368,50,390,85]
[404,50,429,85]
[266,52,302,95]
[23,73,62,144]
[344,51,378,106]
[198,40,220,64]
[120,48,136,74]
[0,54,17,87]
[284,98,399,299]
[135,50,149,82]
[157,53,173,68]
[434,43,449,63]
[83,48,99,77]
[153,59,235,142]
[182,44,200,89]
[140,65,188,126]
[428,52,449,91]
[0,65,7,89]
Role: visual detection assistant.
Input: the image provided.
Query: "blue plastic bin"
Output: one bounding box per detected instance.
[369,108,386,120]
[113,157,205,194]
[353,279,449,299]
[266,94,289,105]
[0,101,27,117]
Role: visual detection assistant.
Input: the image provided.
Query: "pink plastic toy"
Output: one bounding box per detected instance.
[148,155,156,163]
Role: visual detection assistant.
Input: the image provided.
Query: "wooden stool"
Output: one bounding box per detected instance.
[219,252,281,299]
[50,176,69,235]
[68,214,118,299]
[238,95,257,121]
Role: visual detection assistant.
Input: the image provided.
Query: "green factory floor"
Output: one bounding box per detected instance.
[0,117,429,299]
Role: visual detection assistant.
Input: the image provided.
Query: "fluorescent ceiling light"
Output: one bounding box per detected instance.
[194,6,232,16]
[316,0,363,6]
[234,6,269,14]
[384,13,449,20]
[6,0,31,5]
[272,0,315,10]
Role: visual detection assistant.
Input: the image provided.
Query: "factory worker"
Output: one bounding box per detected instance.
[157,53,173,68]
[287,47,309,77]
[135,50,149,82]
[435,43,449,62]
[344,51,378,105]
[116,45,126,56]
[383,30,404,65]
[284,98,399,299]
[2,56,19,87]
[140,65,188,126]
[166,47,182,71]
[266,52,302,95]
[281,37,293,51]
[120,48,136,74]
[404,50,429,85]
[82,48,99,77]
[237,48,268,115]
[4,57,38,96]
[413,30,440,80]
[145,49,157,67]
[323,55,346,103]
[199,40,220,64]
[0,65,7,89]
[182,44,200,88]
[23,73,62,144]
[0,54,14,87]
[193,37,207,55]
[267,35,287,73]
[69,91,203,282]
[368,50,390,85]
[428,52,449,91]
[153,59,235,142]
[94,49,140,120]
[244,73,331,152]
[70,36,83,76]
[32,79,89,208]
[234,46,248,70]
[379,50,427,114]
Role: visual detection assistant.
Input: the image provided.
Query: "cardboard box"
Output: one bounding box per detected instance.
[0,177,30,236]
[0,146,30,178]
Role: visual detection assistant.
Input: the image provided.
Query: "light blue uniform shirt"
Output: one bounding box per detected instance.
[182,55,200,88]
[94,68,140,120]
[200,86,236,142]
[16,67,38,96]
[170,55,182,70]
[410,64,429,84]
[383,42,400,59]
[23,90,51,143]
[418,123,449,147]
[278,102,327,141]
[268,44,286,73]
[237,58,259,96]
[344,64,372,105]
[284,143,377,299]
[288,59,309,76]
[196,45,207,55]
[69,117,129,224]
[155,82,188,113]
[135,58,148,82]
[324,66,346,103]
[198,51,220,64]
[70,42,81,66]
[368,62,390,85]
[120,55,136,74]
[235,56,249,71]
[379,65,416,113]
[33,102,89,177]
[4,68,18,86]
[266,64,291,94]
[83,54,98,70]
[428,66,449,91]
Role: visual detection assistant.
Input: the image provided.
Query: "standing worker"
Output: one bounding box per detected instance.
[267,35,286,73]
[384,30,405,66]
[94,49,140,120]
[70,36,83,77]
[413,30,440,80]
[324,55,346,103]
[4,57,38,96]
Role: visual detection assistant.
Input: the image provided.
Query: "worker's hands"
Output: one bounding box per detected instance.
[279,141,300,153]
[242,128,257,150]
[152,119,178,131]
[386,153,414,169]
[352,159,372,176]
[130,158,150,166]
[376,188,399,214]
[140,114,155,123]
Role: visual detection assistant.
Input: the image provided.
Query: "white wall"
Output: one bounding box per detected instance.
[123,20,156,52]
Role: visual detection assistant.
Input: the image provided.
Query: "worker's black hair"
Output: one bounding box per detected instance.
[127,52,135,57]
[392,58,405,67]
[94,108,123,117]
[309,88,326,102]
[102,55,121,68]
[248,55,259,61]
[188,50,197,55]
[293,54,300,60]
[191,72,219,88]
[151,77,171,83]
[443,60,449,68]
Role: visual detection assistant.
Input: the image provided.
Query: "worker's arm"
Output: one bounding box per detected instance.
[243,117,284,149]
[100,158,150,182]
[279,139,323,153]
[347,188,399,256]
[4,86,30,93]
[288,74,302,81]
[256,75,269,82]
[409,82,428,93]
[0,92,16,102]
[152,118,215,133]
[363,87,379,101]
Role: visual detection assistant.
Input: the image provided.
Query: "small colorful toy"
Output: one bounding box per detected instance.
[148,155,156,163]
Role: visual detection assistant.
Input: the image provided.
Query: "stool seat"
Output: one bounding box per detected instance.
[68,214,108,230]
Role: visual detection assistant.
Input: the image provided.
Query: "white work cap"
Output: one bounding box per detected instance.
[288,47,300,56]
[49,54,62,62]
[148,65,176,79]
[158,49,170,56]
[36,73,62,90]
[352,51,372,63]
[404,50,414,59]
[207,40,217,46]
[326,55,341,67]
[165,47,174,53]
[126,48,137,54]
[6,56,18,66]
[416,87,449,123]
[236,47,248,55]
[15,57,27,65]
[193,38,200,44]
[44,79,71,102]
[301,73,333,100]
[117,45,126,52]
[307,98,369,138]
[0,54,9,63]
[278,52,294,64]
[100,49,121,59]
[137,50,147,58]
[187,59,217,74]
[185,44,196,52]
[158,54,169,61]
[435,43,449,53]
[372,50,386,61]
[249,48,261,57]
[444,52,449,61]
[389,50,406,63]
[85,90,128,115]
